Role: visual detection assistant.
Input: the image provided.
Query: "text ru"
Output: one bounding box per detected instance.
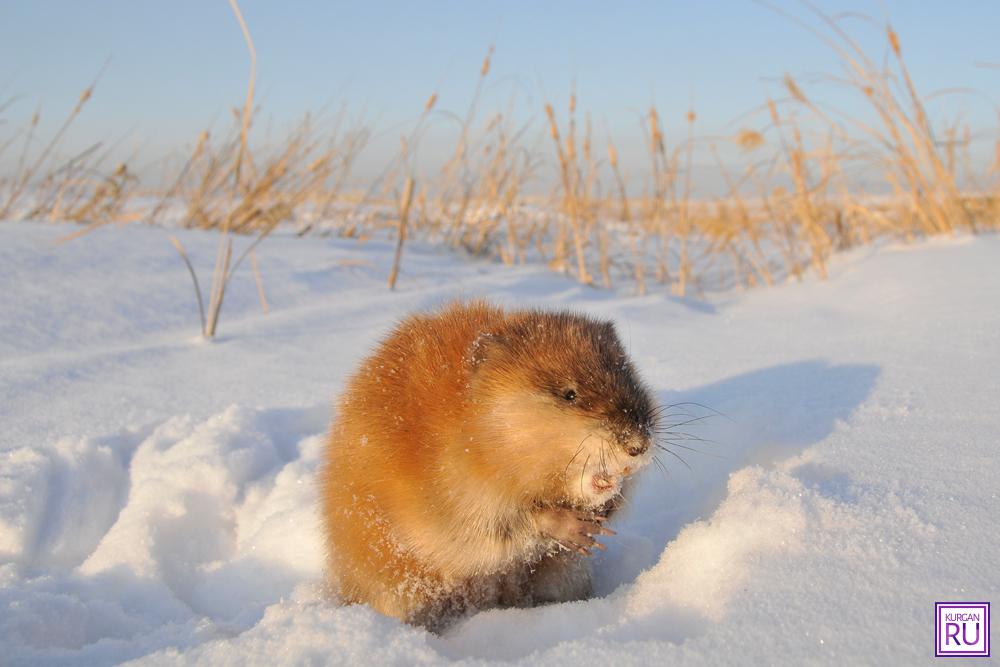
[944,621,981,646]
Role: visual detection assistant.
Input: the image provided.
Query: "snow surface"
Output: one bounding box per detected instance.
[1,221,998,665]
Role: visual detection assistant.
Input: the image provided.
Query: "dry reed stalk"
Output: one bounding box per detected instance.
[710,140,774,288]
[643,107,676,285]
[544,101,591,283]
[609,137,649,294]
[438,46,493,243]
[0,81,97,218]
[229,0,256,199]
[250,249,269,314]
[607,140,631,224]
[387,176,415,290]
[766,97,828,279]
[578,117,609,288]
[204,237,233,338]
[198,0,255,338]
[174,0,273,339]
[169,236,207,334]
[148,131,209,226]
[671,109,697,296]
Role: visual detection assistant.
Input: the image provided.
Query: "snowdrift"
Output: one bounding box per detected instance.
[1,222,997,664]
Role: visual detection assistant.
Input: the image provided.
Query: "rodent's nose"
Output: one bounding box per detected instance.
[626,440,648,457]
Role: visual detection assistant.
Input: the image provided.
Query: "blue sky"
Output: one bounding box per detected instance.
[2,1,999,191]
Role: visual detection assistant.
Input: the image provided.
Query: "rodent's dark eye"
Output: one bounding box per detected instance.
[562,388,577,402]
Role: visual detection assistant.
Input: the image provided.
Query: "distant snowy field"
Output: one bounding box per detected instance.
[1,221,997,665]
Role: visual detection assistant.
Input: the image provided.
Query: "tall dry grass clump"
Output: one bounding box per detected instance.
[162,0,368,337]
[4,6,998,308]
[544,95,592,284]
[164,0,370,337]
[0,70,141,232]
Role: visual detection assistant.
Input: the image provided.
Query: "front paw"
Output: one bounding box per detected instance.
[533,507,616,556]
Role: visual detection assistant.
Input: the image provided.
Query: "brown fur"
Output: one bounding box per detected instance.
[320,301,656,630]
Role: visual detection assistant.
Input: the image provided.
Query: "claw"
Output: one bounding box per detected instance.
[535,506,617,556]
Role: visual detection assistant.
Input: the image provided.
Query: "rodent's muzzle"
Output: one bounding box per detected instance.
[625,440,648,457]
[617,422,653,458]
[607,410,655,459]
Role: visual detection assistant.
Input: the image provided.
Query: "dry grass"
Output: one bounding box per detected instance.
[2,7,998,315]
[0,70,142,235]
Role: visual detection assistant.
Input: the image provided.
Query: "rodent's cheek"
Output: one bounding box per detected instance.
[487,391,598,453]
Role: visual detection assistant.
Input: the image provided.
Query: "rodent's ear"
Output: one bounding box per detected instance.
[468,332,510,368]
[597,319,620,341]
[596,319,626,353]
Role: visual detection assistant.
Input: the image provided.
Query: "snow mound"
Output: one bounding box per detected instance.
[2,405,327,665]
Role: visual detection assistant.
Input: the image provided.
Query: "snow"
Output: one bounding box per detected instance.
[1,220,998,665]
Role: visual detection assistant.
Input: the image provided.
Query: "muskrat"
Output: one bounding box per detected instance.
[320,300,657,631]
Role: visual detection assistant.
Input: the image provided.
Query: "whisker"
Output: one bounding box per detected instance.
[654,401,731,420]
[661,436,722,450]
[651,413,698,424]
[655,441,724,459]
[564,434,591,477]
[650,405,698,416]
[651,454,671,481]
[652,429,718,444]
[657,414,717,430]
[607,440,622,467]
[656,441,702,453]
[657,445,692,471]
[654,435,720,448]
[650,405,700,418]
